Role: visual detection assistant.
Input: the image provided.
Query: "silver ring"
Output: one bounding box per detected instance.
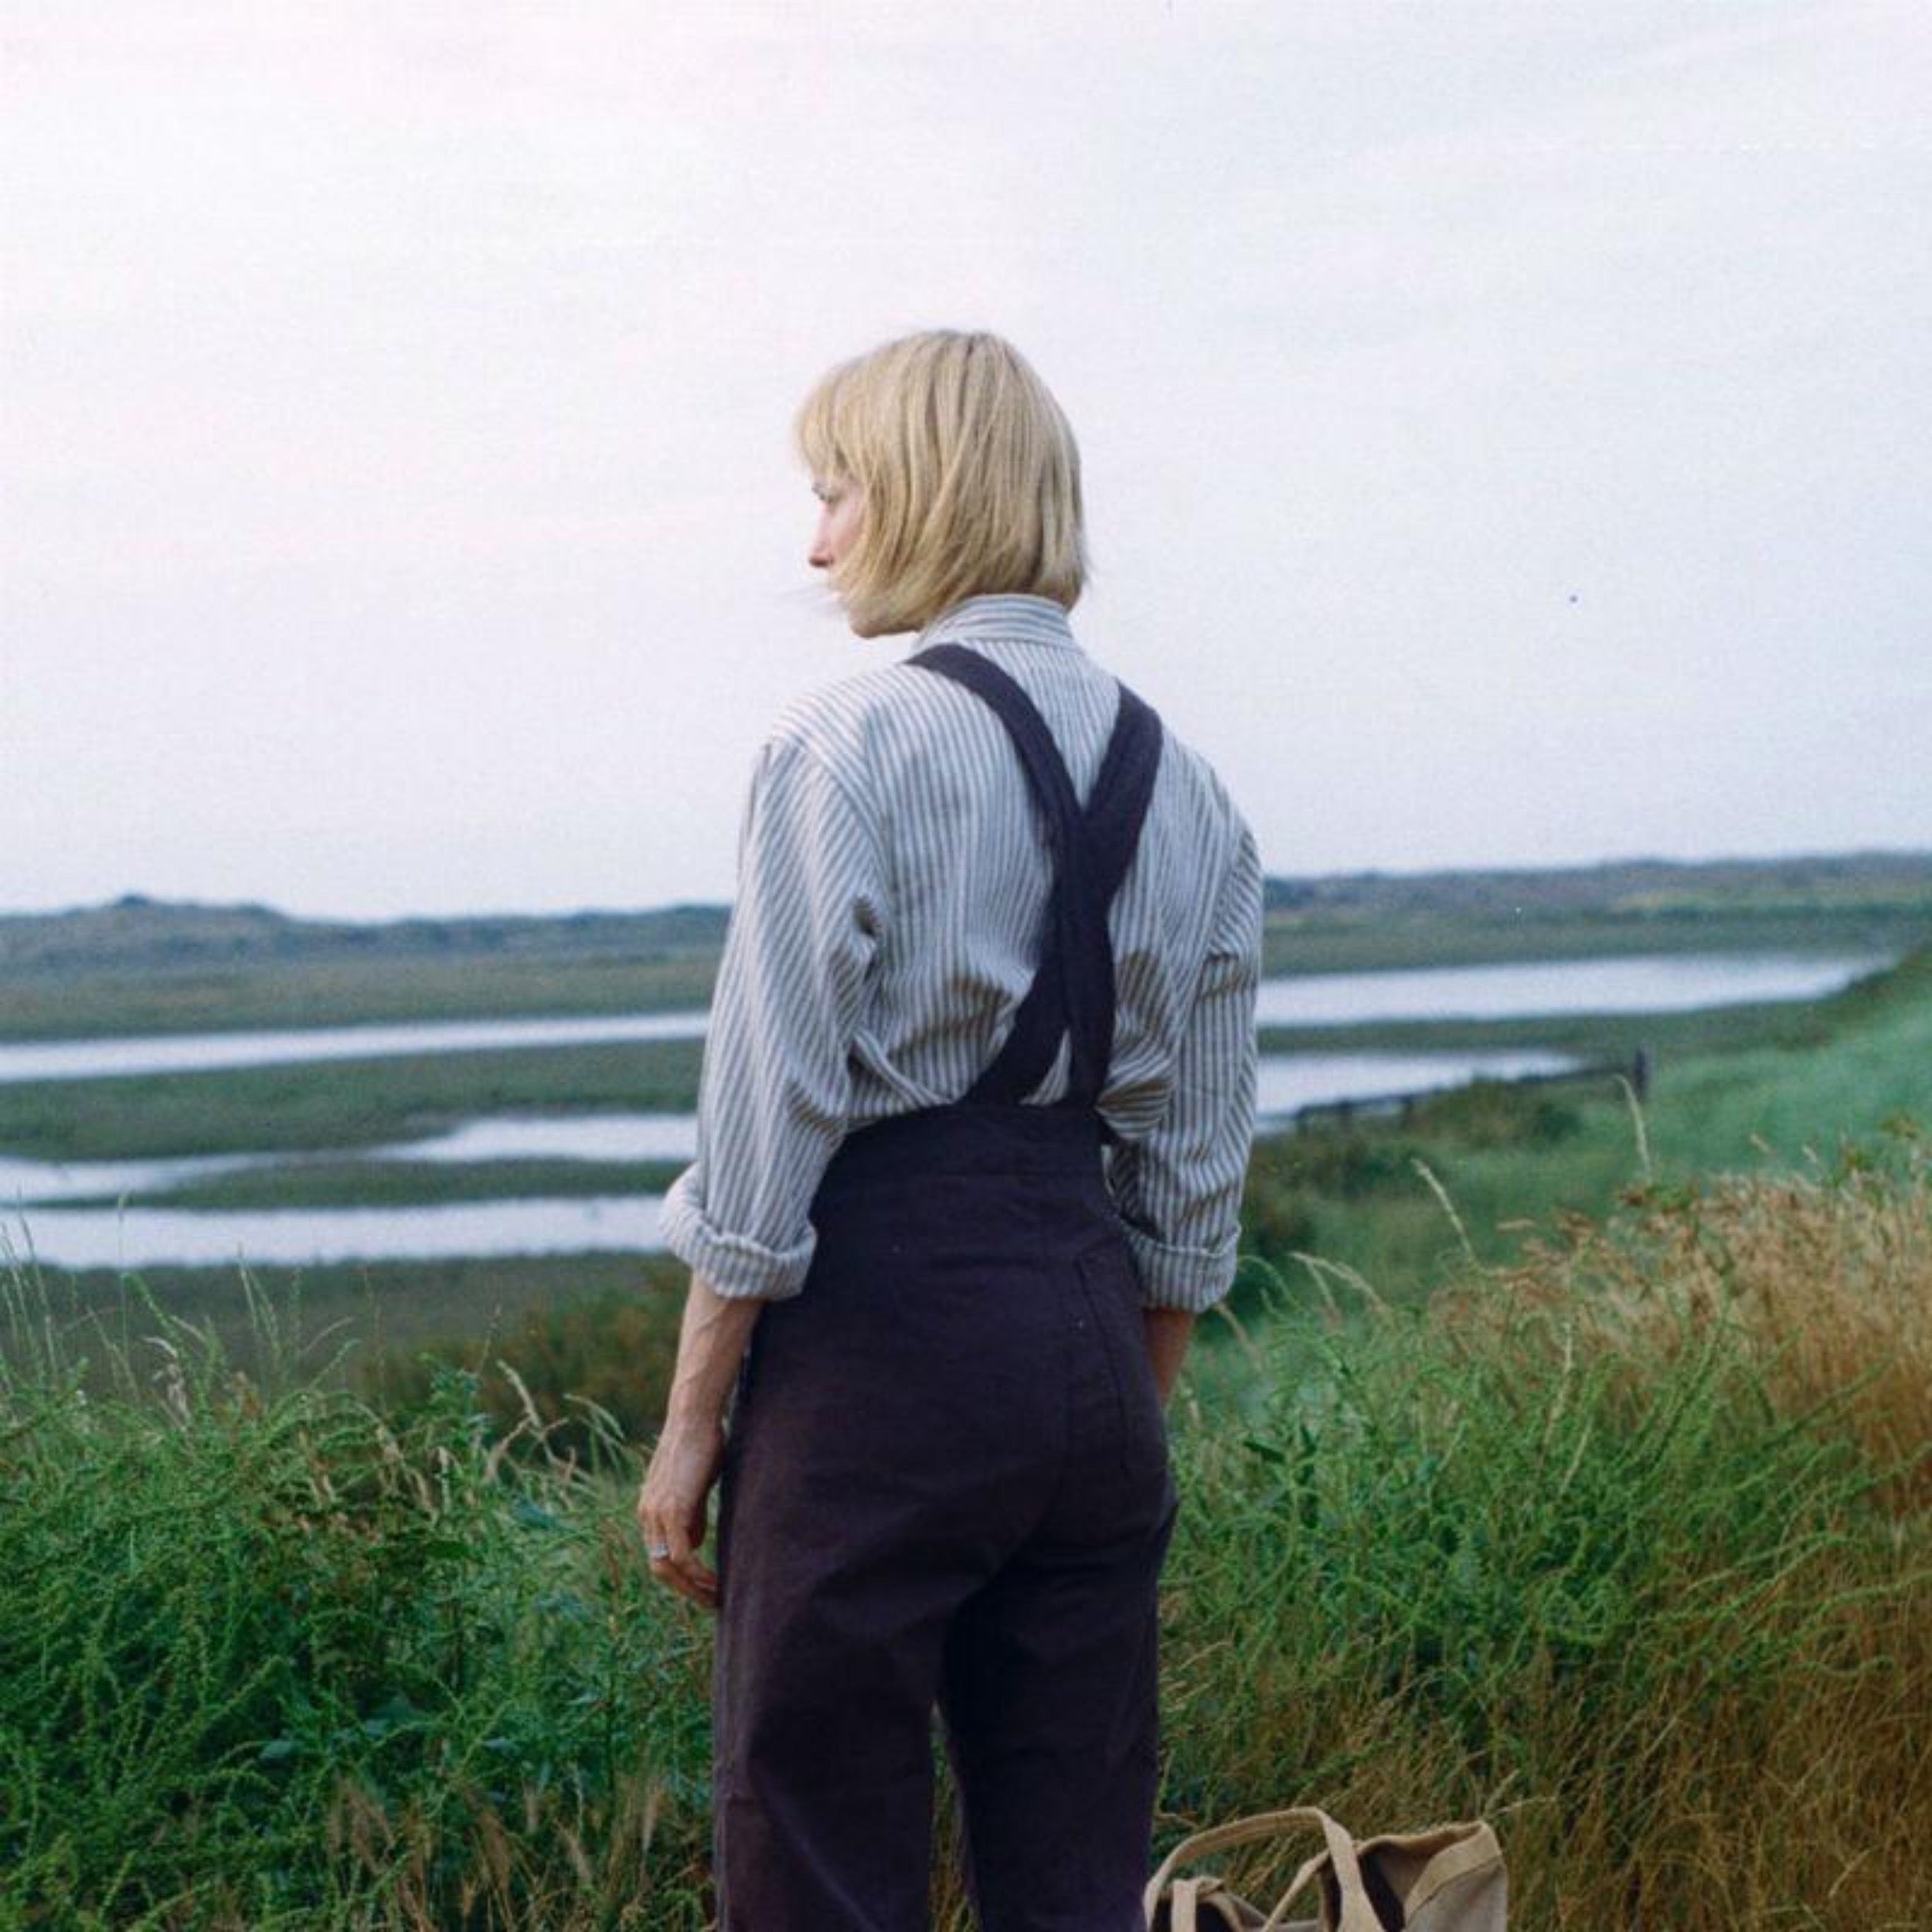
[648,1543,672,1560]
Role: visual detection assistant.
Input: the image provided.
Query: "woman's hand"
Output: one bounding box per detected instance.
[636,1271,765,1611]
[637,1413,726,1611]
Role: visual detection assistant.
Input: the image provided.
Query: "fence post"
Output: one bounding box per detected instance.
[1631,1046,1650,1102]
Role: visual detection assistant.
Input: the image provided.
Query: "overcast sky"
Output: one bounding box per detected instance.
[4,1,1927,921]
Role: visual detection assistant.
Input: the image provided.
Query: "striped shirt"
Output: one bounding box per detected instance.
[658,591,1264,1313]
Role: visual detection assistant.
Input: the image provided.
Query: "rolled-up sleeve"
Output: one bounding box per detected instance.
[1107,820,1262,1312]
[658,733,885,1299]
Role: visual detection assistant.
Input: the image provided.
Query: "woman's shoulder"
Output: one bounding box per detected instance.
[757,658,977,789]
[761,653,1253,866]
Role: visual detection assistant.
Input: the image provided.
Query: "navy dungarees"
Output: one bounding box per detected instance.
[711,645,1176,1932]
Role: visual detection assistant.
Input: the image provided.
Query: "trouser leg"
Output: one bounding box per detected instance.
[939,1488,1179,1932]
[712,1442,960,1932]
[939,1231,1181,1932]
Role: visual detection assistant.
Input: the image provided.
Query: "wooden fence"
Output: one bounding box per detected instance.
[1280,1047,1650,1134]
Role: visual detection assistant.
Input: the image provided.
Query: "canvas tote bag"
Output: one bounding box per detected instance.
[1143,1806,1505,1931]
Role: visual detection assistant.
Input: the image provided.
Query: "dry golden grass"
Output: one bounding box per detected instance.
[1154,1146,1932,1932]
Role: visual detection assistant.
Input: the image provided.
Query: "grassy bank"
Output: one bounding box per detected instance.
[1236,944,1932,1311]
[3,1147,1927,1929]
[7,1253,689,1400]
[0,1037,704,1165]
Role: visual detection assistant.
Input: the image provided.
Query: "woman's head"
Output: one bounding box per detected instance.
[794,329,1087,637]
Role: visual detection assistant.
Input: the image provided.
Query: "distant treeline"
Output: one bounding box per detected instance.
[1260,848,1932,915]
[0,895,733,975]
[9,850,1932,975]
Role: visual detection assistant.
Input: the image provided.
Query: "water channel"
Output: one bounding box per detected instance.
[0,951,1886,1270]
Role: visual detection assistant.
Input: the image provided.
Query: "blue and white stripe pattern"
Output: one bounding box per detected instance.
[658,592,1263,1311]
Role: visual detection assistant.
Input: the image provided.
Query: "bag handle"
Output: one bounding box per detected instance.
[1143,1808,1380,1932]
[1165,1876,1215,1932]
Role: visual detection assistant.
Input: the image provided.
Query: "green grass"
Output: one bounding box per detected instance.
[0,951,719,1046]
[7,854,1927,1046]
[4,1145,1928,1929]
[5,1254,685,1399]
[1234,946,1932,1312]
[0,1273,714,1930]
[0,1039,704,1164]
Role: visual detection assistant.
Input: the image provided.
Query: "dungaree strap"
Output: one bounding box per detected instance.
[906,642,1163,1114]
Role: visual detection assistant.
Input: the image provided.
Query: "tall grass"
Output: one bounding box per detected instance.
[2,1145,1928,1929]
[0,1268,711,1930]
[1163,1138,1931,1929]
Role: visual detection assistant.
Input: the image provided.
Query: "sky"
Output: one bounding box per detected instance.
[3,0,1927,921]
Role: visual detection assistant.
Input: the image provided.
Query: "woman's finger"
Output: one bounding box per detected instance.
[655,1515,719,1611]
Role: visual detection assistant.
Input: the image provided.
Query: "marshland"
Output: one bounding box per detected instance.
[3,852,1930,1928]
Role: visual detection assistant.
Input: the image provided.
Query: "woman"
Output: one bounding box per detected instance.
[637,328,1262,1931]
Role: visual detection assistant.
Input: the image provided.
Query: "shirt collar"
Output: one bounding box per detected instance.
[911,593,1080,655]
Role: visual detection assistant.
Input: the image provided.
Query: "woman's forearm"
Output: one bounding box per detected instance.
[665,1273,767,1429]
[1144,1308,1195,1404]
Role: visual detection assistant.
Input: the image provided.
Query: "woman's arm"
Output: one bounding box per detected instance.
[655,732,884,1301]
[636,1271,764,1611]
[641,727,883,1605]
[1144,1307,1196,1404]
[1108,820,1264,1317]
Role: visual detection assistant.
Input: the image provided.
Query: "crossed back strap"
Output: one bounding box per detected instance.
[906,642,1162,1112]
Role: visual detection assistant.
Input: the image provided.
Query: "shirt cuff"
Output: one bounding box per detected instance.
[1119,1221,1240,1314]
[658,1169,815,1301]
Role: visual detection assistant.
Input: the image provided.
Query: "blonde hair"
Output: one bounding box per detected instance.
[793,329,1088,635]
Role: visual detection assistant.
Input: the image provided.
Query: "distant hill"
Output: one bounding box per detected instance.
[0,893,732,975]
[1260,851,1932,918]
[6,851,1930,975]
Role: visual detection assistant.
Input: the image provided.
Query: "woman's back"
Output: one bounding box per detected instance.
[768,590,1253,1133]
[662,588,1262,1315]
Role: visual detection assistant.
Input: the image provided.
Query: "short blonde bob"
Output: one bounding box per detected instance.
[793,329,1087,636]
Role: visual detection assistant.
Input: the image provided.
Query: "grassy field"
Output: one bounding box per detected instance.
[3,1143,1926,1929]
[5,1253,686,1400]
[5,869,1932,1924]
[5,853,1927,1043]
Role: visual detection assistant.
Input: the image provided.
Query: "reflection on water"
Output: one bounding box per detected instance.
[0,1009,710,1086]
[2,1195,665,1272]
[372,1112,698,1164]
[0,1149,274,1207]
[0,1053,1585,1270]
[0,1114,702,1214]
[0,947,1890,1272]
[1254,951,1887,1028]
[0,953,1886,1087]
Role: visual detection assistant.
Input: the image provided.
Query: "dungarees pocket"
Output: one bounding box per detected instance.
[1073,1236,1171,1482]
